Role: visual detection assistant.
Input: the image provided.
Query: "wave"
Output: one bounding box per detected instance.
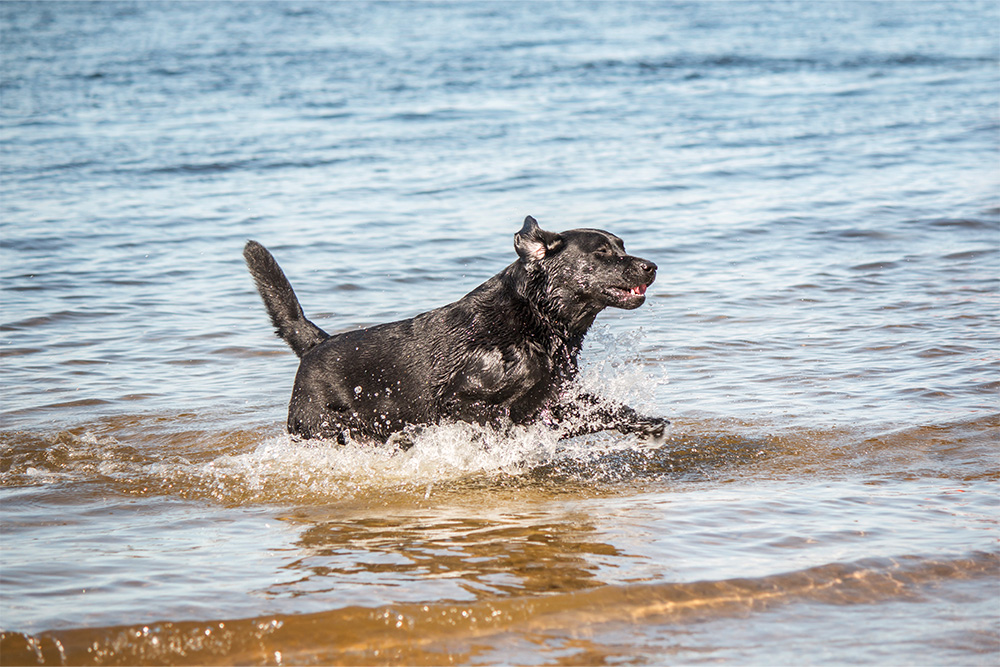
[143,155,362,176]
[3,412,996,505]
[576,53,996,77]
[3,550,995,666]
[0,419,762,505]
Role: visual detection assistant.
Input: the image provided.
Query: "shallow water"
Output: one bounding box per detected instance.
[1,1,998,665]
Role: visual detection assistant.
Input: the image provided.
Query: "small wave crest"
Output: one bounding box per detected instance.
[4,409,996,506]
[0,418,775,506]
[0,420,558,503]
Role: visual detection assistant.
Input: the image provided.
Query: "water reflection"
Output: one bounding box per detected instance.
[276,509,623,601]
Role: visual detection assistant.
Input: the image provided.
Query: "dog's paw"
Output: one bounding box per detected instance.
[386,425,428,451]
[636,417,670,443]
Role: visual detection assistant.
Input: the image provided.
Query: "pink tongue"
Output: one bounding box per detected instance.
[631,284,647,296]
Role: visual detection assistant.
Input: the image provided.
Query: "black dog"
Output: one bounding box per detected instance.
[244,216,668,446]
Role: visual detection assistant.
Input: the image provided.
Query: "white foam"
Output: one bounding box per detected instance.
[183,419,562,502]
[578,324,668,413]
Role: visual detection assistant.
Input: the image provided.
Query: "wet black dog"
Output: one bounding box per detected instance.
[244,216,668,446]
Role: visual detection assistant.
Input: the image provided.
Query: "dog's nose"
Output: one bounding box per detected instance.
[638,260,657,276]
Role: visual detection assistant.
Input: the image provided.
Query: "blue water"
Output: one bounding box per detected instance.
[2,2,998,665]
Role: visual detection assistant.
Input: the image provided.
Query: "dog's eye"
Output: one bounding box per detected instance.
[596,246,615,257]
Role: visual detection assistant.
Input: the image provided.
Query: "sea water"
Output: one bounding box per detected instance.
[1,2,998,664]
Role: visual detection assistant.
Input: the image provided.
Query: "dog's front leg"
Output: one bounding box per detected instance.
[547,393,668,441]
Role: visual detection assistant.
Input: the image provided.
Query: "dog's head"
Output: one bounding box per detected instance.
[514,216,657,315]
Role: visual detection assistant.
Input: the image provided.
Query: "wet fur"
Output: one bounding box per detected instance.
[244,216,668,446]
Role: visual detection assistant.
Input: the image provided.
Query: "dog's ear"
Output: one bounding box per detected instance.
[515,216,563,262]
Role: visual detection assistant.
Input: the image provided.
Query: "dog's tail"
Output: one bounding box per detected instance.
[243,240,329,358]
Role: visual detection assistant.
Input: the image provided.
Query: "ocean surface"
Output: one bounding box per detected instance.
[1,1,998,664]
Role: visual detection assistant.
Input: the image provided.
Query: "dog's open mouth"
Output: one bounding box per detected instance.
[618,284,646,298]
[606,283,648,309]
